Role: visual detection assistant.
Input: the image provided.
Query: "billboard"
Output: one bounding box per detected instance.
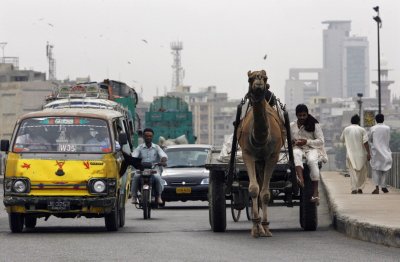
[363,110,376,128]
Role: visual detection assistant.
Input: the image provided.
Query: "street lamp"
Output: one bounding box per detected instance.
[373,6,382,114]
[357,93,363,125]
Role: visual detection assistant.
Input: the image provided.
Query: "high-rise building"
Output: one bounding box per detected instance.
[321,20,351,98]
[343,36,369,98]
[321,20,369,98]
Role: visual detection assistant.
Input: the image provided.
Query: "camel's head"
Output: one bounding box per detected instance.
[247,70,269,103]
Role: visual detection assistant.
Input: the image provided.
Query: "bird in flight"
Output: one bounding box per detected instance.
[263,54,267,60]
[141,39,148,44]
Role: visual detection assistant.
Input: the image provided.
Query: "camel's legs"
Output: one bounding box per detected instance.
[243,154,265,238]
[259,159,276,237]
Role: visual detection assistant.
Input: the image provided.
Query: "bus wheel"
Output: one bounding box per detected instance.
[9,213,24,233]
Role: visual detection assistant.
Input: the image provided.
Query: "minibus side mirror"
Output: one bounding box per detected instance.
[118,132,128,145]
[0,140,10,152]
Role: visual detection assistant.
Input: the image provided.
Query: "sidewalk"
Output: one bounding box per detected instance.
[321,171,400,248]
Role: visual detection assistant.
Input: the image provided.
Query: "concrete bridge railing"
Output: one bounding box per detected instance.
[387,152,400,189]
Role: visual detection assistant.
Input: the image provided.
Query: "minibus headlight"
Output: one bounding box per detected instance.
[93,180,106,193]
[13,179,28,193]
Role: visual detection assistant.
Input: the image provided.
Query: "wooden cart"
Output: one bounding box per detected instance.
[205,101,318,232]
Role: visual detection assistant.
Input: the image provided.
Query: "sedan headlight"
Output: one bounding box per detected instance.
[161,179,168,186]
[200,178,209,185]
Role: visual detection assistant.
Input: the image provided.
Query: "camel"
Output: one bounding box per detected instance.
[237,70,284,237]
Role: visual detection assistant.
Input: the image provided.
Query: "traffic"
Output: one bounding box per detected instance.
[0,76,316,235]
[0,80,217,233]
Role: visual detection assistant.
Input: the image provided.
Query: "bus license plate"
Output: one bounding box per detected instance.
[48,200,70,211]
[176,187,191,194]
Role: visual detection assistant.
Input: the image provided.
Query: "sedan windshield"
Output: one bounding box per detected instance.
[165,147,209,168]
[13,117,111,153]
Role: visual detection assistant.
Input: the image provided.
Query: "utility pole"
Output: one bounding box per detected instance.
[46,42,56,80]
[170,41,184,91]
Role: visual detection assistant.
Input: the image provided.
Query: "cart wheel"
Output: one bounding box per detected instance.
[209,170,226,232]
[283,110,298,195]
[299,165,318,231]
[231,199,241,222]
[246,198,252,221]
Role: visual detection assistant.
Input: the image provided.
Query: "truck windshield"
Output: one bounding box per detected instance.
[13,117,111,153]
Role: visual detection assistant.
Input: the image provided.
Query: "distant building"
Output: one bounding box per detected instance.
[284,20,374,151]
[0,62,92,139]
[285,20,370,108]
[285,68,322,111]
[320,20,351,98]
[343,36,369,98]
[320,21,369,99]
[0,81,55,138]
[167,85,239,146]
[0,63,46,82]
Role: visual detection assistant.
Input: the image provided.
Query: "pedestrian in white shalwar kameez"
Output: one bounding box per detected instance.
[340,114,371,194]
[369,114,392,194]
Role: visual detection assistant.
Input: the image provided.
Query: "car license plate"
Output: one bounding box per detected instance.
[176,187,191,194]
[48,200,70,211]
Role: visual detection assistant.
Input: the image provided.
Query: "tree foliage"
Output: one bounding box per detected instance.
[390,131,400,152]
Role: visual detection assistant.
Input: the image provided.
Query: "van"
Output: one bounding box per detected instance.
[0,107,132,232]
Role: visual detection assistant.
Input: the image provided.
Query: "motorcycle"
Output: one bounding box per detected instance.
[135,162,162,219]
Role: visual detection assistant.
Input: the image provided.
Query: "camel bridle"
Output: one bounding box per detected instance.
[247,74,268,105]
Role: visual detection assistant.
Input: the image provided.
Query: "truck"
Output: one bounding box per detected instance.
[145,96,196,144]
[100,79,140,147]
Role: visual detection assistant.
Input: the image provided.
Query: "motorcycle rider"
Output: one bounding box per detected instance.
[131,128,168,205]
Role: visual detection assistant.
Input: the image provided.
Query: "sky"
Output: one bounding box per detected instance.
[1,0,399,103]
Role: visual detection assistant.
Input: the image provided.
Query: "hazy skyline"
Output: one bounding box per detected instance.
[1,0,399,102]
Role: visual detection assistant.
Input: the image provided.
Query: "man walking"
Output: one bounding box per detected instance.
[340,114,371,194]
[369,114,392,194]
